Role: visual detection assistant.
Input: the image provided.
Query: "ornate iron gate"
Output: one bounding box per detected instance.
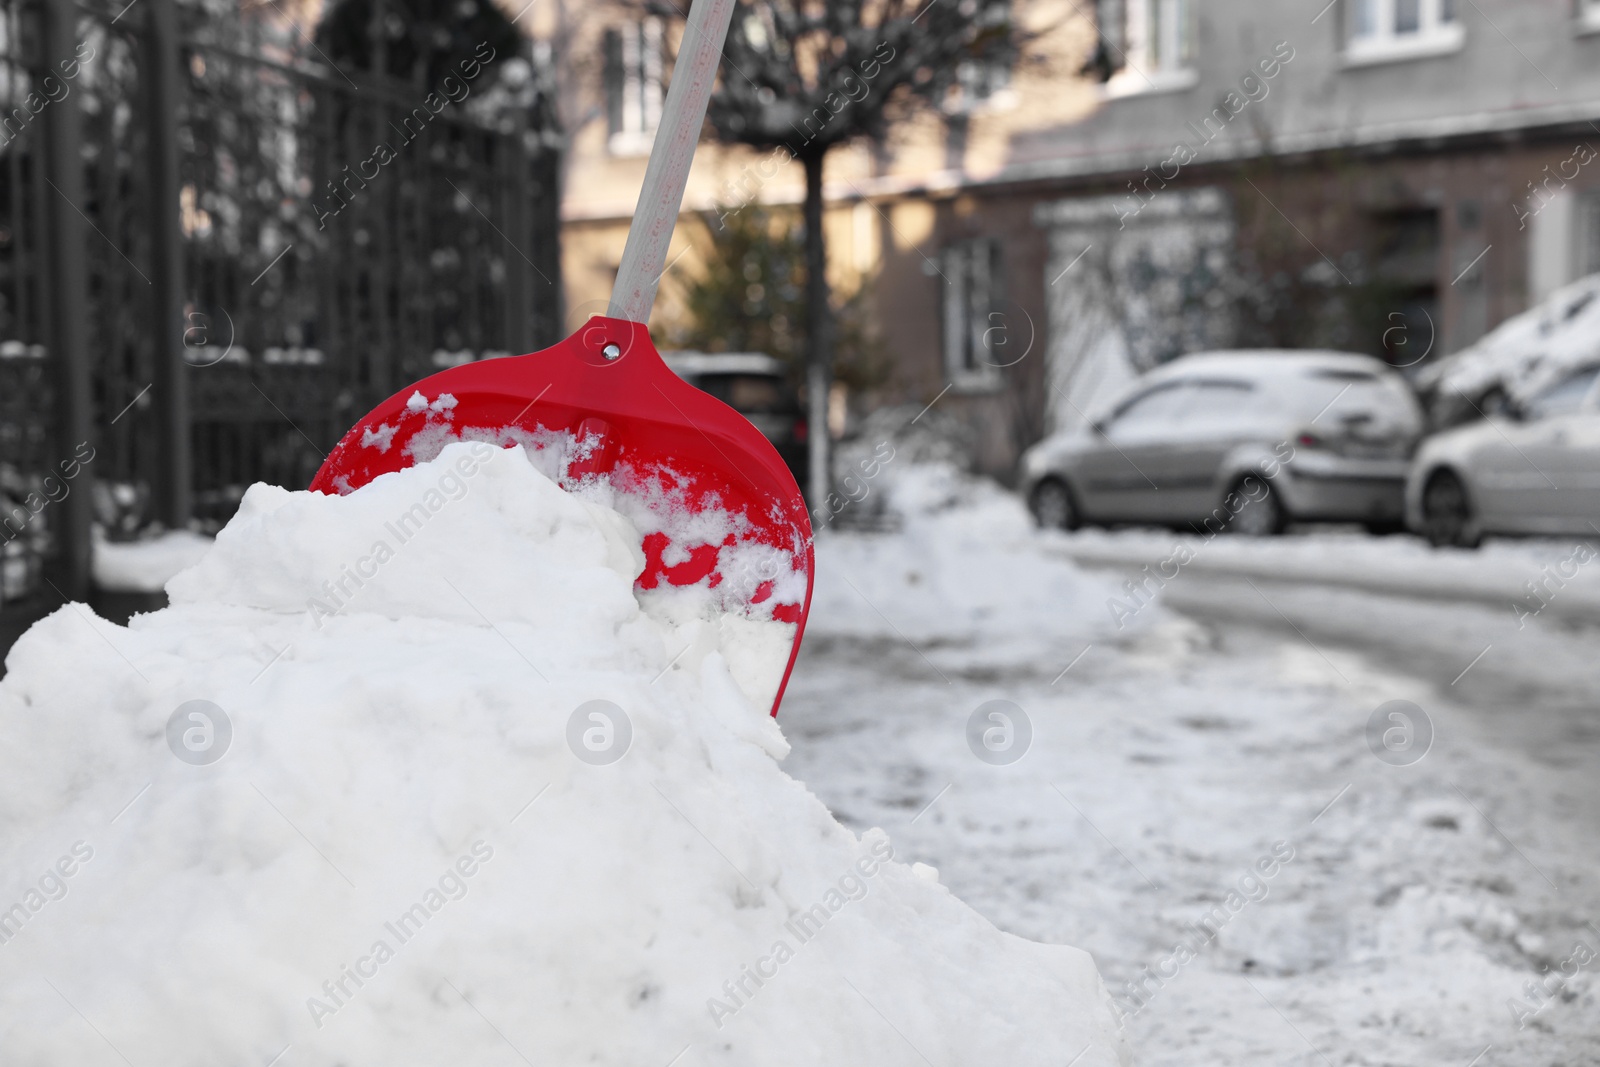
[0,0,562,609]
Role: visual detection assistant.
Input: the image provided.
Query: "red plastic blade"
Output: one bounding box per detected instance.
[309,318,814,717]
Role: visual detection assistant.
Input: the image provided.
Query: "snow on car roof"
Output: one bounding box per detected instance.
[1086,349,1417,429]
[1152,349,1390,380]
[660,350,786,378]
[1418,272,1600,402]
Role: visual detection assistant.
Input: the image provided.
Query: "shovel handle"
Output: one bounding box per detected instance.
[607,0,739,325]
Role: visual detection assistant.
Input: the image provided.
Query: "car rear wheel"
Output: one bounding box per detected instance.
[1421,469,1480,549]
[1224,474,1285,536]
[1029,478,1079,530]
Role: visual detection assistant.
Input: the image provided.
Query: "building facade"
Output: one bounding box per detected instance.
[548,0,1600,479]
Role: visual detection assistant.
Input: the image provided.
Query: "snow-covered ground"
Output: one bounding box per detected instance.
[0,447,1125,1066]
[6,448,1598,1065]
[788,466,1600,1066]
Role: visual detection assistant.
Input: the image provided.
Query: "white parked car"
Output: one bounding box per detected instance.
[1407,362,1600,546]
[1020,350,1424,535]
[1417,273,1600,429]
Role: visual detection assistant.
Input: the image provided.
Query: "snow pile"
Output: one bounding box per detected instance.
[93,528,214,593]
[373,400,807,622]
[1421,272,1600,418]
[811,462,1140,669]
[0,443,1126,1066]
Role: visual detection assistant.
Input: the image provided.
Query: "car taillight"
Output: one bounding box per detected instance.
[793,418,808,443]
[1296,432,1323,448]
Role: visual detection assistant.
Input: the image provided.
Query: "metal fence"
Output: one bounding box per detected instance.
[0,0,562,608]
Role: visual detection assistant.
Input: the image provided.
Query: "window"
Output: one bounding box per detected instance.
[1182,379,1259,429]
[695,374,799,414]
[1133,0,1192,74]
[1298,368,1415,423]
[1096,0,1197,97]
[1309,369,1380,382]
[1530,189,1600,302]
[1344,0,1463,66]
[942,239,1005,392]
[1523,365,1600,421]
[1105,381,1192,438]
[603,18,663,155]
[1106,379,1264,438]
[1579,192,1600,278]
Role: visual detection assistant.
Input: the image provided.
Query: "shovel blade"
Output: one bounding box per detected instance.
[310,318,814,717]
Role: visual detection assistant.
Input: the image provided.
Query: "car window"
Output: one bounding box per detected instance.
[1523,365,1600,421]
[1149,379,1263,439]
[1107,382,1191,435]
[1181,380,1257,422]
[1309,369,1379,383]
[1189,379,1255,396]
[1290,367,1414,425]
[691,373,798,413]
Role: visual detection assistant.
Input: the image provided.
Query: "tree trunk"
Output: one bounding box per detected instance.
[802,150,832,514]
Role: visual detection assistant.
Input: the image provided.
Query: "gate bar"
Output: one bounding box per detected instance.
[40,0,94,601]
[145,0,192,526]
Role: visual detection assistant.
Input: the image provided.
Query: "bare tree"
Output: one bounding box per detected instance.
[318,0,523,85]
[698,0,1023,507]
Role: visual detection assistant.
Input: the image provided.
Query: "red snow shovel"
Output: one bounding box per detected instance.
[309,0,813,716]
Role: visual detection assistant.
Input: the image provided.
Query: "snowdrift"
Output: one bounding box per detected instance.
[811,460,1139,669]
[0,443,1127,1066]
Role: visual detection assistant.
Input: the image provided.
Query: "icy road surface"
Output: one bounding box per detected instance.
[790,487,1600,1067]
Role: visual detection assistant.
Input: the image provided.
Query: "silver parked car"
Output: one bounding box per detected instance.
[1021,350,1424,535]
[1407,362,1600,547]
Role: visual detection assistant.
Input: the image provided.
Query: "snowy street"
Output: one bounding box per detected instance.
[789,475,1600,1066]
[11,0,1600,1059]
[3,448,1598,1065]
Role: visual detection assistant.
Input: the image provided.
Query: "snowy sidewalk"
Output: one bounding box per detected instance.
[1049,526,1600,625]
[786,467,1600,1067]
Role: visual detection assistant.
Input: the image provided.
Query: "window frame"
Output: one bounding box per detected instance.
[1342,0,1464,68]
[941,238,1007,394]
[603,17,664,156]
[1103,0,1199,99]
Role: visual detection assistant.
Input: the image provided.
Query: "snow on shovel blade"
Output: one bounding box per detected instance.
[309,317,814,717]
